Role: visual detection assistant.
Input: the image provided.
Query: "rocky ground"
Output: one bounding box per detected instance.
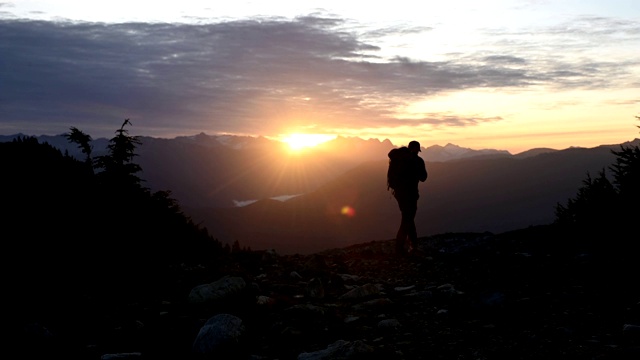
[17,227,640,359]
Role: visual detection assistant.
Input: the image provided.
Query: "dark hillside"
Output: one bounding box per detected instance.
[155,227,638,360]
[5,131,639,359]
[188,144,619,254]
[2,135,229,359]
[423,145,618,233]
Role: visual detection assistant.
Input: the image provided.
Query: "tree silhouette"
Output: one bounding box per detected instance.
[554,114,640,240]
[93,118,144,192]
[65,120,228,298]
[554,170,617,231]
[609,115,640,216]
[64,126,94,170]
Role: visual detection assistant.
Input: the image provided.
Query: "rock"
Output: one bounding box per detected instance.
[297,339,374,360]
[339,283,380,300]
[188,276,247,304]
[192,314,246,356]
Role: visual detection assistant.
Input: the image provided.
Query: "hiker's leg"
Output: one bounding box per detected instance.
[407,220,417,251]
[396,195,416,252]
[395,194,410,253]
[404,199,418,249]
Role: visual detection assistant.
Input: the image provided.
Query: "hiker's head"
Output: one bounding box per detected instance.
[408,141,421,153]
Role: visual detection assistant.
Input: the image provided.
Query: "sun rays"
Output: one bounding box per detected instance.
[280,133,336,152]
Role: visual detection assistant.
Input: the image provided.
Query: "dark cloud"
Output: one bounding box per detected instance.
[483,55,527,64]
[387,114,504,128]
[0,15,636,138]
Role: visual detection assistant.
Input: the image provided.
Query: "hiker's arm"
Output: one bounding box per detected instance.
[418,159,428,182]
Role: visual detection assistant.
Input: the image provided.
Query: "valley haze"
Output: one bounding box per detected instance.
[3,133,638,254]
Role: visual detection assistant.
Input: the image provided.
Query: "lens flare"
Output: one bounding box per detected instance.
[341,205,355,217]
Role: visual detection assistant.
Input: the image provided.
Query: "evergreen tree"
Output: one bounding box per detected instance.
[93,119,144,193]
[554,115,639,239]
[64,126,94,170]
[609,115,640,220]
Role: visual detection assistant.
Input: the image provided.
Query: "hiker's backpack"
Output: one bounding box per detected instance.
[387,146,411,193]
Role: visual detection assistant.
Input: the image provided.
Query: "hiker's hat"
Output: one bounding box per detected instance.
[408,140,421,152]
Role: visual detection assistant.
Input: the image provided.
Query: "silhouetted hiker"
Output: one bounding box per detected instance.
[388,140,428,255]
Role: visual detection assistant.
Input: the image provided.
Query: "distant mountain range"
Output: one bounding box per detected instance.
[0,132,545,163]
[0,132,521,207]
[3,132,638,254]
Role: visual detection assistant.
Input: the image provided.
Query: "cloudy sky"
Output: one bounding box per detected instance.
[1,1,639,153]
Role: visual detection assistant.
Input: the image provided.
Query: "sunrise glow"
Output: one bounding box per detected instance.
[2,1,638,154]
[281,134,336,151]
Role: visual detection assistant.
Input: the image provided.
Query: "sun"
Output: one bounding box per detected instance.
[281,133,336,151]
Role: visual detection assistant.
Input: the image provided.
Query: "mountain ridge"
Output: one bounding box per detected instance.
[0,132,522,161]
[3,131,637,161]
[3,132,638,254]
